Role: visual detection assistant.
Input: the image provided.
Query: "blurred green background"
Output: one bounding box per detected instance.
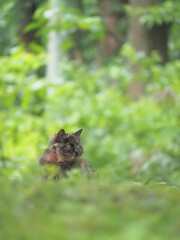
[0,0,180,239]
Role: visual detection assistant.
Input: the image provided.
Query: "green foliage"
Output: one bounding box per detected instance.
[0,178,180,240]
[126,0,180,60]
[31,1,105,60]
[0,45,179,186]
[126,0,180,27]
[0,0,18,54]
[0,1,180,239]
[0,47,46,180]
[139,0,180,27]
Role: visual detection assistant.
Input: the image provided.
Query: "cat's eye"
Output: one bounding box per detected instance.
[63,138,69,143]
[70,142,74,147]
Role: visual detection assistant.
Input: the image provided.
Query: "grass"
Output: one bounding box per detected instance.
[0,172,180,240]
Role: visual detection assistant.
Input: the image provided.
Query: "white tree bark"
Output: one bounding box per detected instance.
[46,0,64,84]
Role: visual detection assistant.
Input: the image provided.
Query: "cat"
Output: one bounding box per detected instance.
[39,129,94,179]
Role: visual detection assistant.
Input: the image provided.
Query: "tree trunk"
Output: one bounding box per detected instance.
[127,0,170,98]
[46,0,64,84]
[99,0,128,61]
[17,0,41,49]
[128,0,170,63]
[147,23,170,64]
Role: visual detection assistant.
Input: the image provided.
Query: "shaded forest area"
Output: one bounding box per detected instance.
[0,0,180,239]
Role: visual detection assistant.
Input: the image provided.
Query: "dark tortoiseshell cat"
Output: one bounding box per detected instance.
[39,129,93,179]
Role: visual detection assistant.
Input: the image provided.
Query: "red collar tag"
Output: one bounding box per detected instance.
[50,151,64,166]
[50,151,58,163]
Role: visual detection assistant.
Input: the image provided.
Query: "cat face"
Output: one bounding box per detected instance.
[53,129,84,160]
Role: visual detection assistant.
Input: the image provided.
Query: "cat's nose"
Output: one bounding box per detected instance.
[75,147,83,156]
[74,148,80,155]
[74,148,80,154]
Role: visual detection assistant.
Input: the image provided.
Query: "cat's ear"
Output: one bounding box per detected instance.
[74,129,83,137]
[57,129,66,137]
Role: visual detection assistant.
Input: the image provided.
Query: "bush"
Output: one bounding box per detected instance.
[0,46,180,186]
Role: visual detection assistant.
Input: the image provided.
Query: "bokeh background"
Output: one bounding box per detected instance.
[0,0,180,239]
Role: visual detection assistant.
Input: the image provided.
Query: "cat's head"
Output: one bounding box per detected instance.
[52,129,84,161]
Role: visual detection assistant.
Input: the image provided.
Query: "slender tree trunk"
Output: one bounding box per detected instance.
[128,0,149,54]
[46,0,64,84]
[46,0,83,83]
